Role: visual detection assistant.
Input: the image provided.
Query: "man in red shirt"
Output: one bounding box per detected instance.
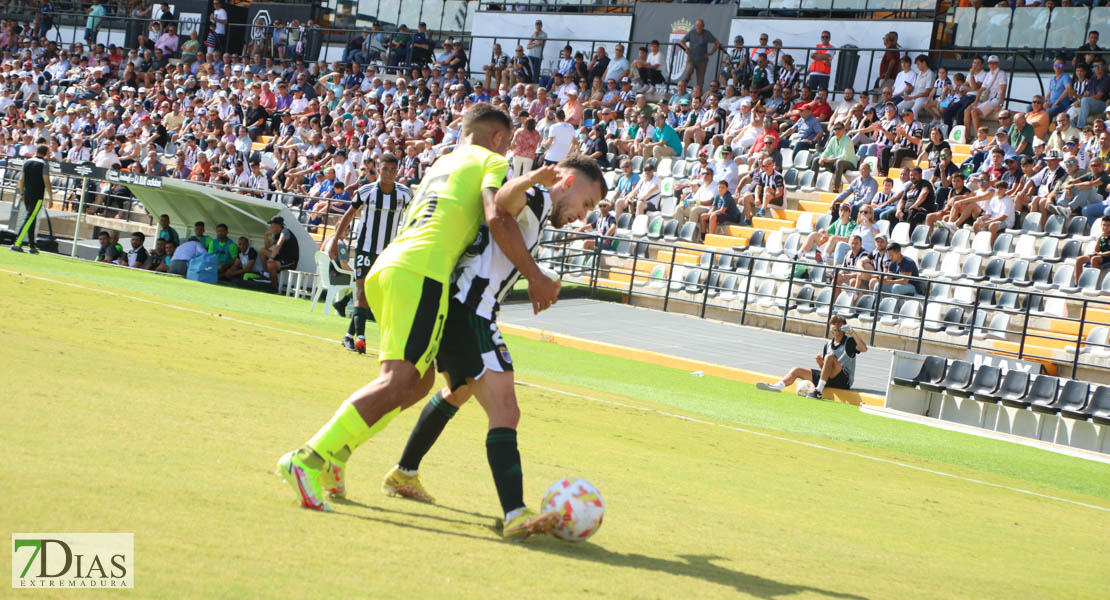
[807,31,835,91]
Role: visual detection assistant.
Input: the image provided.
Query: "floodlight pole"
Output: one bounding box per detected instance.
[71,176,90,258]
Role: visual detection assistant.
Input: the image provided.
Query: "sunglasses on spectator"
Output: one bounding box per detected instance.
[1065,160,1077,165]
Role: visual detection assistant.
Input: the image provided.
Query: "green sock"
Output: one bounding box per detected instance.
[306,403,400,466]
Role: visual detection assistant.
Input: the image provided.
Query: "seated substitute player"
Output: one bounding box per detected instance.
[277,104,560,513]
[755,315,868,398]
[369,157,605,540]
[330,153,413,354]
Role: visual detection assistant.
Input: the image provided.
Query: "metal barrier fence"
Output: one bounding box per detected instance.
[537,229,1110,380]
[943,6,1108,57]
[0,158,364,252]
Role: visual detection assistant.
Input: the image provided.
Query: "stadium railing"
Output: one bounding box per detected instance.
[537,228,1110,382]
[0,158,361,249]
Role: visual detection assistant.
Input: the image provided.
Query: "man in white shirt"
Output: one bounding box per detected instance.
[714,147,740,193]
[891,56,916,105]
[830,87,857,126]
[616,161,662,216]
[897,55,936,118]
[540,109,575,165]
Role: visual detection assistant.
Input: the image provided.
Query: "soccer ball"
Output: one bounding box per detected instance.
[542,478,605,542]
[796,380,815,396]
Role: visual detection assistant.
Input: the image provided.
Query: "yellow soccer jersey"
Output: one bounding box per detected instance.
[370,144,509,283]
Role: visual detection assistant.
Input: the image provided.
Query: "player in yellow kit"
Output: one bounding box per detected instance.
[277,104,560,513]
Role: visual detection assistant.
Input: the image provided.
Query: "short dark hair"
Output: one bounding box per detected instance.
[36,144,48,156]
[195,221,205,227]
[557,155,608,198]
[887,242,902,253]
[98,231,109,239]
[216,223,228,230]
[378,152,399,166]
[132,231,145,241]
[461,102,512,137]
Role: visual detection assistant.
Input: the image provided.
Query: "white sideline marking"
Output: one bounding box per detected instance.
[4,266,1109,514]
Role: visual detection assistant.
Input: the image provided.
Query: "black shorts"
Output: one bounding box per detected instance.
[811,367,851,390]
[434,298,513,391]
[354,251,379,280]
[278,258,297,271]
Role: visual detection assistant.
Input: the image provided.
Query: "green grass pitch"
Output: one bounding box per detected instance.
[2,251,1108,599]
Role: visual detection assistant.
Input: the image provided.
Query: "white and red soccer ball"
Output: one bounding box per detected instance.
[542,478,605,542]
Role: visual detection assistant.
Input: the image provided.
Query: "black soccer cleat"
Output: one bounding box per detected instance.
[9,245,23,253]
[28,246,39,255]
[342,336,357,352]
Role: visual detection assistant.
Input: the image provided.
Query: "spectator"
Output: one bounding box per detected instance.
[781,107,822,153]
[816,121,856,193]
[615,161,661,216]
[208,224,238,277]
[510,116,541,177]
[526,20,547,80]
[830,161,878,220]
[1074,30,1102,69]
[972,179,1015,244]
[1046,59,1073,120]
[881,166,935,226]
[581,199,617,252]
[96,230,124,265]
[259,216,299,292]
[756,315,868,399]
[798,202,855,260]
[126,232,150,269]
[540,109,576,166]
[678,167,717,231]
[225,236,263,282]
[872,242,923,298]
[169,235,208,276]
[806,30,835,91]
[1008,111,1035,157]
[880,109,923,177]
[1074,218,1110,286]
[148,238,170,272]
[897,55,935,118]
[644,113,681,159]
[740,156,785,221]
[677,19,720,92]
[700,180,741,239]
[1048,112,1082,153]
[85,0,105,45]
[964,55,1006,133]
[605,45,631,84]
[484,43,510,91]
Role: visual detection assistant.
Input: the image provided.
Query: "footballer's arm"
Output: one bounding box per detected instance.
[485,167,561,314]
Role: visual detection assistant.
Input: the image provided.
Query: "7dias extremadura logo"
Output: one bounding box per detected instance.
[12,534,133,589]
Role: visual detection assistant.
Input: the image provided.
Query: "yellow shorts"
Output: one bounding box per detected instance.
[363,266,449,376]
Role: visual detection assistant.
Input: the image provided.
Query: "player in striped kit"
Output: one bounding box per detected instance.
[332,153,413,353]
[373,155,607,540]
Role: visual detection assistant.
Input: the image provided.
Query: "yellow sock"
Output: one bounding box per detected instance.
[307,403,400,465]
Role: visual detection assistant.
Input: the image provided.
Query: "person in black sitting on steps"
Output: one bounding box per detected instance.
[755,315,868,399]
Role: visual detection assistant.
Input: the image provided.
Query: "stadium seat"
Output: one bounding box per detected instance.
[811,287,832,314]
[919,250,940,275]
[748,230,768,251]
[968,230,993,256]
[948,125,967,144]
[1014,375,1060,410]
[705,272,722,298]
[638,265,666,288]
[684,143,700,159]
[783,232,801,258]
[956,365,1002,400]
[922,359,972,394]
[1062,268,1099,294]
[586,210,600,226]
[616,212,633,234]
[1016,212,1043,236]
[755,280,777,308]
[814,214,833,231]
[678,222,698,242]
[1043,380,1091,416]
[890,222,912,246]
[865,296,898,324]
[854,294,877,321]
[794,285,816,313]
[613,239,633,257]
[975,287,995,308]
[1076,326,1110,357]
[1037,237,1061,263]
[646,216,666,240]
[631,156,644,173]
[893,355,947,388]
[662,219,681,241]
[989,232,1013,256]
[986,369,1031,406]
[1082,386,1110,425]
[793,150,811,170]
[793,212,816,234]
[682,268,705,295]
[784,168,800,191]
[780,147,795,169]
[1058,239,1083,263]
[933,252,960,279]
[661,177,675,198]
[634,241,651,260]
[669,266,687,291]
[309,252,356,315]
[715,253,736,271]
[909,224,929,248]
[976,312,1010,340]
[1007,260,1031,287]
[798,170,816,191]
[670,159,686,178]
[1039,214,1065,238]
[656,158,673,178]
[937,227,971,252]
[925,227,949,249]
[815,172,834,192]
[698,252,714,270]
[982,258,1006,282]
[897,299,923,327]
[630,215,649,238]
[1037,264,1073,290]
[1063,216,1088,239]
[961,254,984,281]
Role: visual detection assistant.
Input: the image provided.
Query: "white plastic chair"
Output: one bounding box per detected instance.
[310,251,356,315]
[890,222,912,246]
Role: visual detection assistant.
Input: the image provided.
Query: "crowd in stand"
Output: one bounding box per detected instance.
[4,2,1110,291]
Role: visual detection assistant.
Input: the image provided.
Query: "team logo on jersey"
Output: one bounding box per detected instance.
[498,345,512,365]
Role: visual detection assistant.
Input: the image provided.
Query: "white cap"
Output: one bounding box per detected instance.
[987,55,1000,63]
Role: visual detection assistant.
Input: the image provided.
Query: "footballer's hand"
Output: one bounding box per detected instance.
[527,273,560,314]
[530,165,561,188]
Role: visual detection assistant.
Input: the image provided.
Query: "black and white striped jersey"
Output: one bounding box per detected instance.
[452,186,551,321]
[352,181,413,255]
